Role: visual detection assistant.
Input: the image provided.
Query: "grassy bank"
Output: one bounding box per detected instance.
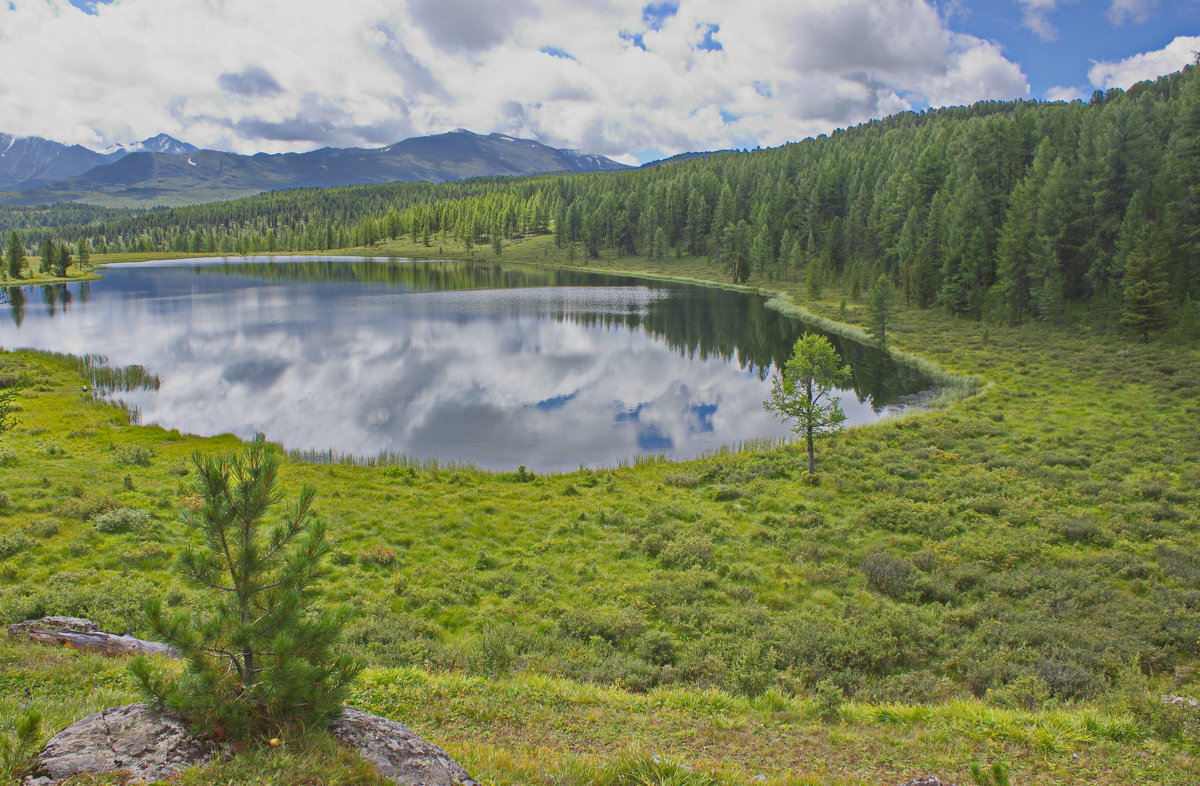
[1,638,1194,784]
[2,237,1198,782]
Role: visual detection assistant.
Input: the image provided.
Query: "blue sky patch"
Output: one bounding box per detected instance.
[719,108,739,124]
[752,80,773,98]
[67,0,112,14]
[637,424,674,452]
[539,45,576,61]
[533,391,578,411]
[945,0,1200,98]
[695,23,723,52]
[616,403,644,422]
[619,29,647,51]
[642,2,679,32]
[631,146,666,165]
[688,403,717,432]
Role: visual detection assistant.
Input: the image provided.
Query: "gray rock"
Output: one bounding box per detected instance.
[24,703,477,786]
[23,703,230,785]
[898,779,958,786]
[329,707,479,786]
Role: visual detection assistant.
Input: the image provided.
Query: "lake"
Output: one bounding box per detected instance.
[0,256,935,472]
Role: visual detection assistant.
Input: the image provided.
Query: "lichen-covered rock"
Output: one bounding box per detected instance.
[330,707,479,786]
[898,778,958,786]
[23,703,230,785]
[23,703,475,786]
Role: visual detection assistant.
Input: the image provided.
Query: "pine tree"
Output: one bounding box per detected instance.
[129,437,361,739]
[719,220,751,283]
[867,274,895,347]
[39,239,54,277]
[8,232,25,279]
[56,244,72,277]
[1119,224,1171,340]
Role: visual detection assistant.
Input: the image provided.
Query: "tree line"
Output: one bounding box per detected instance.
[5,62,1198,332]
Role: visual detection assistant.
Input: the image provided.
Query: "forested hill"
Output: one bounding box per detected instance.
[9,63,1199,328]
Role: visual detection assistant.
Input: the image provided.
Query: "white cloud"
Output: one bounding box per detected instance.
[1045,85,1087,102]
[1088,35,1200,90]
[1016,0,1063,41]
[1107,0,1158,26]
[0,0,1030,158]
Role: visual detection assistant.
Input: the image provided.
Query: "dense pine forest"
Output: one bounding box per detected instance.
[4,63,1198,334]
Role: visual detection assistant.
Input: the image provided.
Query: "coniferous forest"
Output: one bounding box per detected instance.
[4,64,1198,335]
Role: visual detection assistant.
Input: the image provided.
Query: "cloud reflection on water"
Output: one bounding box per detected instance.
[0,257,929,471]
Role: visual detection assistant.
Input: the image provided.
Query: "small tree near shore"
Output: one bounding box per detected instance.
[764,333,851,478]
[867,274,895,348]
[130,436,361,739]
[6,232,24,279]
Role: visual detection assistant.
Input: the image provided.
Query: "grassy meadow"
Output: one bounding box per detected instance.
[0,237,1198,783]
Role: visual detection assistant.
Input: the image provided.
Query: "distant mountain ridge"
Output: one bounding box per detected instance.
[0,133,197,190]
[0,134,108,190]
[102,134,199,161]
[0,129,629,207]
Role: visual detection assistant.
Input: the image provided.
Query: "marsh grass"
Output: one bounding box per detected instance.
[2,242,1199,782]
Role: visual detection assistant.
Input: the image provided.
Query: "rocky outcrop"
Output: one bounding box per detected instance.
[899,779,958,786]
[23,704,230,785]
[23,704,477,786]
[329,707,480,786]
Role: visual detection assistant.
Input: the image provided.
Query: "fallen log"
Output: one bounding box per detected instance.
[8,616,179,659]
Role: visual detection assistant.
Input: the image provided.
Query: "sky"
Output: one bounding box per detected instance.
[0,0,1196,164]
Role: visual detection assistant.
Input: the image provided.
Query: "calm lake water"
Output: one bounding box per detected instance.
[0,256,934,471]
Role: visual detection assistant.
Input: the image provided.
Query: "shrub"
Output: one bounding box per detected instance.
[359,544,398,567]
[114,445,155,466]
[1061,517,1103,543]
[854,498,953,536]
[986,673,1053,711]
[91,507,153,535]
[860,551,913,599]
[0,533,29,559]
[467,626,515,676]
[1037,658,1095,700]
[24,519,59,538]
[813,678,845,720]
[53,494,116,520]
[638,629,679,666]
[661,535,715,568]
[557,607,646,646]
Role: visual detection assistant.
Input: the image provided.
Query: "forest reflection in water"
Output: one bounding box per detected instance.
[0,256,934,471]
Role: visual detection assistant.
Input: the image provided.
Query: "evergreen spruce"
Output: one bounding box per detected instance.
[39,239,53,277]
[1119,224,1171,340]
[129,436,361,739]
[867,274,895,347]
[7,233,24,279]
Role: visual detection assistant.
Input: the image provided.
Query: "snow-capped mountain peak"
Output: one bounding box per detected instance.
[103,134,199,160]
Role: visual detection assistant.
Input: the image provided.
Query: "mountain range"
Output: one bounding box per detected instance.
[0,130,629,207]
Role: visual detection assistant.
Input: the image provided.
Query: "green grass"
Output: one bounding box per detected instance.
[0,639,1194,784]
[1,236,1199,782]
